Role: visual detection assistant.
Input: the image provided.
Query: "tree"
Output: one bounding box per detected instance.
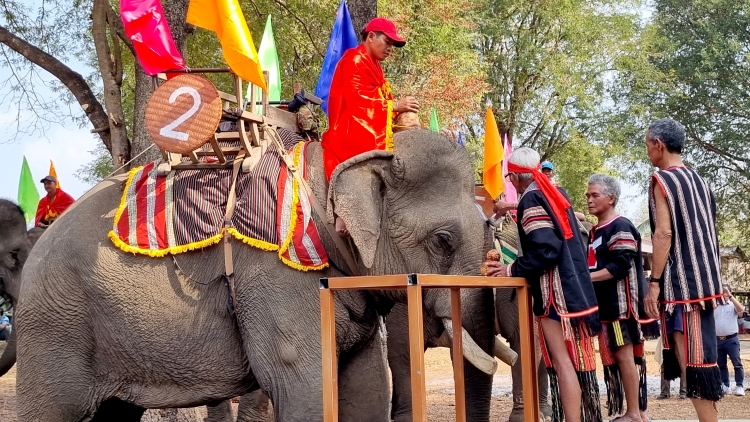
[464,0,644,200]
[610,0,750,249]
[350,0,377,37]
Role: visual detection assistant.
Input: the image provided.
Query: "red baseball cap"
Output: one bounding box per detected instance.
[364,18,406,47]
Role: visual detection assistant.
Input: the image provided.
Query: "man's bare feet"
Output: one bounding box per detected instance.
[611,414,642,422]
[640,410,651,422]
[335,216,350,238]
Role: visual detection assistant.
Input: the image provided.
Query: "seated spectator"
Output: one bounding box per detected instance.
[35,175,75,227]
[0,309,10,341]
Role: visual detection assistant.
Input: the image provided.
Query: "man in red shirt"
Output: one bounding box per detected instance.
[35,175,75,227]
[321,17,419,236]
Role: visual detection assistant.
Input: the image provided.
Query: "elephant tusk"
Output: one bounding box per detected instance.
[493,335,518,366]
[441,318,498,375]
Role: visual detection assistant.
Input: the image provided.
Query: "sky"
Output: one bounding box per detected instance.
[0,108,99,202]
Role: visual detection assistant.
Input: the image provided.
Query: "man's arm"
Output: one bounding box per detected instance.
[645,182,672,319]
[650,183,672,279]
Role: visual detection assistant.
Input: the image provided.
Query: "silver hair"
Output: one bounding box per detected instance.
[588,174,621,207]
[508,147,540,183]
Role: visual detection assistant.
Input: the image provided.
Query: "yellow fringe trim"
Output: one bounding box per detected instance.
[112,165,142,230]
[107,230,224,257]
[385,99,394,152]
[226,228,279,252]
[279,254,329,272]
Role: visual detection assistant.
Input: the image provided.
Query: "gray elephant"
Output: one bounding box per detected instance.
[1,130,498,421]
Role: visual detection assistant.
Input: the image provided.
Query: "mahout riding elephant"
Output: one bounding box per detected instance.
[1,129,498,422]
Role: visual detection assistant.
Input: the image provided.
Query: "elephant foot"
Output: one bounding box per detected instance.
[508,403,552,422]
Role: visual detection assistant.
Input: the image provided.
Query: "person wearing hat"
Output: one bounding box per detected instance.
[34,175,75,227]
[321,17,420,236]
[541,161,555,181]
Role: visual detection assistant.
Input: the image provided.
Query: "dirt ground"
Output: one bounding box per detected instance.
[1,340,749,421]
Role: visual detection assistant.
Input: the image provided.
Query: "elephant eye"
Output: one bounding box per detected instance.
[9,250,19,269]
[433,231,455,257]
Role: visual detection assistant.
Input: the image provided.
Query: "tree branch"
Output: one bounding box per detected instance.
[0,23,113,150]
[107,1,136,56]
[273,0,324,58]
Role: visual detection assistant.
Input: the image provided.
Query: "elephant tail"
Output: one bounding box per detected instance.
[0,330,16,376]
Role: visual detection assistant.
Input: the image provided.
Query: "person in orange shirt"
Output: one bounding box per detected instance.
[321,17,420,236]
[35,175,75,227]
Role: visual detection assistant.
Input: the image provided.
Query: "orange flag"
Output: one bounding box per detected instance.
[482,107,504,200]
[187,0,267,91]
[49,160,60,189]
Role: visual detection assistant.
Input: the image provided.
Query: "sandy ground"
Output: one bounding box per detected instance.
[1,340,749,421]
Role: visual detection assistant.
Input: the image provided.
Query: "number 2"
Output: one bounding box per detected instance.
[159,86,202,141]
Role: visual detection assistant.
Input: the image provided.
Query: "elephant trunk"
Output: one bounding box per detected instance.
[441,318,497,375]
[0,330,16,377]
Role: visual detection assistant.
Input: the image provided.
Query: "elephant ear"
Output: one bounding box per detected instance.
[327,150,395,269]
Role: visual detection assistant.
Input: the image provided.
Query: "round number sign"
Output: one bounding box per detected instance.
[145,74,222,154]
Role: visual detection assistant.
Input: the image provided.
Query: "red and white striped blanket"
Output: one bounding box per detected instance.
[109,133,328,271]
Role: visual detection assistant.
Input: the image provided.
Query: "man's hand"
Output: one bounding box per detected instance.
[394,97,420,113]
[493,199,517,216]
[645,283,661,320]
[483,261,507,277]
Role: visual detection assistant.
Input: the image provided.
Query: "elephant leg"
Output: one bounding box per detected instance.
[90,398,146,422]
[236,391,273,422]
[206,399,234,422]
[338,317,390,422]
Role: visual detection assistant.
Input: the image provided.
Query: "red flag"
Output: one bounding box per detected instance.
[120,0,186,75]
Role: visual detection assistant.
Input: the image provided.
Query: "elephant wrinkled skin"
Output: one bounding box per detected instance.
[2,130,495,422]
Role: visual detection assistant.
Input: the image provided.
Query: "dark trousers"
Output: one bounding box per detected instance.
[717,336,744,387]
[0,327,8,341]
[660,371,686,396]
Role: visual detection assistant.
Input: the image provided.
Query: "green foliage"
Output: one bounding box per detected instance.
[553,135,607,213]
[610,0,750,249]
[75,142,114,185]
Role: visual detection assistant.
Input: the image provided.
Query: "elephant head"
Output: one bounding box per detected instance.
[0,200,39,376]
[325,129,497,372]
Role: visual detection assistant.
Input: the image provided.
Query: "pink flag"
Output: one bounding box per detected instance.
[501,133,518,203]
[120,0,186,76]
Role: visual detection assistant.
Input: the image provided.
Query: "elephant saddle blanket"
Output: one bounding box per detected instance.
[108,131,329,271]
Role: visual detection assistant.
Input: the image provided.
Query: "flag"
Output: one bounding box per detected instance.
[457,131,465,147]
[17,156,40,223]
[247,15,281,112]
[120,0,186,75]
[429,107,440,133]
[482,107,504,200]
[501,133,517,203]
[315,0,358,114]
[49,160,60,189]
[187,0,267,91]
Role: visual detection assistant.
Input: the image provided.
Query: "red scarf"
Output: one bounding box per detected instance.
[507,162,573,239]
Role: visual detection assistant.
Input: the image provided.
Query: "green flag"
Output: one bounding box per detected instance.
[247,15,281,113]
[17,156,40,223]
[429,107,440,133]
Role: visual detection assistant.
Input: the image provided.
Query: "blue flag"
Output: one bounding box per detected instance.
[315,0,358,115]
[457,131,465,147]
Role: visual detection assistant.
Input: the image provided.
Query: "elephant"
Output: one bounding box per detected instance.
[1,129,499,422]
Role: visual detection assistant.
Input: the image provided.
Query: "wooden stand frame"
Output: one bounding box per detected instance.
[319,274,540,422]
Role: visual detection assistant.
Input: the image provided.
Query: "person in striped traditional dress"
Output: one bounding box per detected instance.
[484,147,601,422]
[586,174,659,422]
[643,118,724,422]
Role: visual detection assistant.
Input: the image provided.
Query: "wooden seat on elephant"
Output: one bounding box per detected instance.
[154,71,321,171]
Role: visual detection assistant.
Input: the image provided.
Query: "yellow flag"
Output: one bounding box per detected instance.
[187,0,267,91]
[49,160,60,189]
[482,107,504,200]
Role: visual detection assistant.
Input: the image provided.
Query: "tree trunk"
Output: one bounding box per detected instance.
[347,0,377,41]
[141,408,204,422]
[92,0,131,173]
[131,0,192,165]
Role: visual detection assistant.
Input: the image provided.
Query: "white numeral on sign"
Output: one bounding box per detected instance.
[159,86,202,141]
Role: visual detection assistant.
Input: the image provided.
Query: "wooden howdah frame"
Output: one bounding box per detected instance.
[319,274,540,422]
[151,68,321,170]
